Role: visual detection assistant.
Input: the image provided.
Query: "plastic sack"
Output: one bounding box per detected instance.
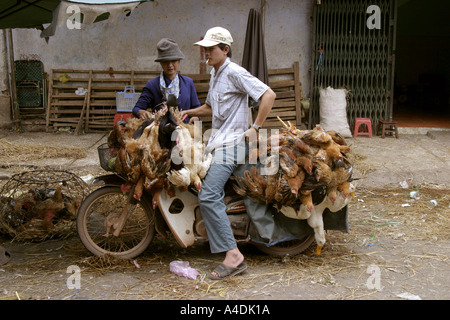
[169,260,199,280]
[319,87,352,137]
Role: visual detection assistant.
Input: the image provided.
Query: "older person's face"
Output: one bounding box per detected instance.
[160,60,180,80]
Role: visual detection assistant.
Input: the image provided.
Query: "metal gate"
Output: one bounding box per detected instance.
[309,0,397,131]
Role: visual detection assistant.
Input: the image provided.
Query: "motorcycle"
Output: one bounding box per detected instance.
[76,153,349,259]
[76,95,349,259]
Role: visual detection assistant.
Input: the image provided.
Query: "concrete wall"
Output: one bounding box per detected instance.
[0,0,313,128]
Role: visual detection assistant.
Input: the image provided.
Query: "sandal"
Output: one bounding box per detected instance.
[208,262,247,280]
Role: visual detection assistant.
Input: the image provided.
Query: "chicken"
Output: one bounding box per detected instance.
[326,130,347,146]
[273,174,297,208]
[133,175,145,200]
[120,138,143,184]
[286,169,305,196]
[306,205,327,255]
[262,172,277,204]
[326,130,352,155]
[299,189,313,213]
[233,167,268,203]
[167,121,212,192]
[145,176,169,210]
[167,167,191,192]
[327,163,353,203]
[277,116,304,137]
[313,159,332,185]
[337,181,355,199]
[281,135,312,155]
[279,148,300,178]
[302,124,332,145]
[33,186,65,213]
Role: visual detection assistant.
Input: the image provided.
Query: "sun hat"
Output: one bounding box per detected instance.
[155,38,185,62]
[194,27,233,47]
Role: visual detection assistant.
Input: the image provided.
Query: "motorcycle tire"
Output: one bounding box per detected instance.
[77,186,155,259]
[253,234,315,256]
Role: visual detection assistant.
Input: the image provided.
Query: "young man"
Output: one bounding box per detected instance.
[182,27,276,279]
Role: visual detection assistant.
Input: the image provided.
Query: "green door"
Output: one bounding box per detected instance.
[309,0,397,131]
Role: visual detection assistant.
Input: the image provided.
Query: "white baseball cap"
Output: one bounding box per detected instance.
[194,27,233,47]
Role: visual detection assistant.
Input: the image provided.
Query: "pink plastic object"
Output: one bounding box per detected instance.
[169,261,199,280]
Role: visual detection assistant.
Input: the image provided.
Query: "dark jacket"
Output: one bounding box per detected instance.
[132,74,200,118]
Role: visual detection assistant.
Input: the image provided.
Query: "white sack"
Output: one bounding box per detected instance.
[319,87,352,137]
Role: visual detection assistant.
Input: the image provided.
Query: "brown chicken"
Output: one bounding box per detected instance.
[337,181,355,199]
[273,175,297,208]
[120,138,143,184]
[302,124,332,145]
[264,172,278,204]
[326,130,347,146]
[33,187,65,214]
[313,159,332,184]
[327,164,353,203]
[279,148,300,178]
[299,189,314,212]
[233,167,267,203]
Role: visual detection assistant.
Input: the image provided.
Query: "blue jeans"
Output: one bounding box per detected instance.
[198,143,247,253]
[199,141,314,253]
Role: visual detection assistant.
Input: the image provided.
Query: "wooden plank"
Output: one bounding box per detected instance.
[273,100,296,108]
[268,110,297,118]
[274,91,296,99]
[50,101,86,106]
[293,61,302,125]
[85,71,93,132]
[269,79,295,89]
[45,69,53,131]
[268,67,295,75]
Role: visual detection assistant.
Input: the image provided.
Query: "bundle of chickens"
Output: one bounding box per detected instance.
[0,186,80,239]
[107,106,212,208]
[233,118,356,254]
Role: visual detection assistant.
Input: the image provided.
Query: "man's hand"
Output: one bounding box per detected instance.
[137,110,153,119]
[189,116,200,124]
[244,126,259,144]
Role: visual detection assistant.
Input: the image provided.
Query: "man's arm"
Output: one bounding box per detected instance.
[252,88,276,127]
[182,103,213,118]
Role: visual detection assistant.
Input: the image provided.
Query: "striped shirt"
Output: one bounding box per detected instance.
[205,58,269,153]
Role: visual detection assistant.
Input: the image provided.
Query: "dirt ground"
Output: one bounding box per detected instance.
[0,127,449,303]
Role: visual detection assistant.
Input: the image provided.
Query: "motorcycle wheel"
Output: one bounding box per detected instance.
[77,186,155,259]
[253,234,315,256]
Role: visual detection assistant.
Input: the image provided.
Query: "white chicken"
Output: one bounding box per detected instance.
[305,182,355,254]
[166,109,212,192]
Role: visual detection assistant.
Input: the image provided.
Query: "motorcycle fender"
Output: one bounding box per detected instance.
[323,205,349,233]
[156,188,198,248]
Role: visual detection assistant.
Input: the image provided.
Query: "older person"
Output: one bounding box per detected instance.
[182,27,276,280]
[132,38,200,120]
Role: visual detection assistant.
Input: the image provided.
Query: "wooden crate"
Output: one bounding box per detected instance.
[46,69,158,132]
[46,62,302,132]
[186,61,303,129]
[265,61,303,128]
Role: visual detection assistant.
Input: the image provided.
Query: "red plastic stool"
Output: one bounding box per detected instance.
[353,118,372,137]
[114,112,133,125]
